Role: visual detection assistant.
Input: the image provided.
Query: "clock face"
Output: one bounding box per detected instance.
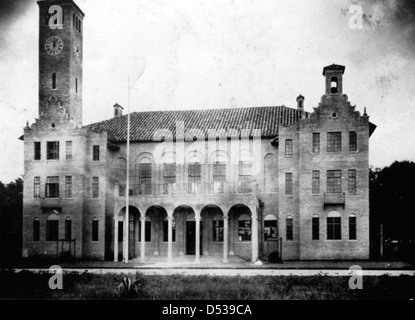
[45,36,64,56]
[73,42,81,62]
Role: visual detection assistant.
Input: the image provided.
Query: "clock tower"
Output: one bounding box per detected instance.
[38,0,84,126]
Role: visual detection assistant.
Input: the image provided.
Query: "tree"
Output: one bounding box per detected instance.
[370,161,415,260]
[0,178,23,262]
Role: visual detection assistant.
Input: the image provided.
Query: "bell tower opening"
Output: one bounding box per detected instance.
[323,64,345,96]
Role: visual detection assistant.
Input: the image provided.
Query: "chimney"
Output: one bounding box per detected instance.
[296,95,304,111]
[113,103,123,118]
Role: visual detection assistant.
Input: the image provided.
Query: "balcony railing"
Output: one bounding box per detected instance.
[116,181,257,197]
[323,192,345,208]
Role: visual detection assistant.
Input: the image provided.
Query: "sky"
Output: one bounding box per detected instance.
[0,0,415,182]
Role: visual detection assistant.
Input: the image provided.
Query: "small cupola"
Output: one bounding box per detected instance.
[323,64,345,96]
[296,95,305,111]
[113,103,123,118]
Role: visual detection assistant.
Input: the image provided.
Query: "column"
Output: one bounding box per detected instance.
[140,215,146,263]
[114,216,119,262]
[195,213,201,263]
[251,209,259,263]
[223,215,229,263]
[167,215,173,262]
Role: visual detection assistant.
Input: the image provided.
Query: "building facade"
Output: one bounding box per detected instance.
[21,0,376,262]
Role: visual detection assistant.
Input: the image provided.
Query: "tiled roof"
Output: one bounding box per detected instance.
[85,106,306,143]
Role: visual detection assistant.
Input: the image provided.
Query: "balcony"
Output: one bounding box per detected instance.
[323,192,345,209]
[40,197,62,208]
[116,181,257,198]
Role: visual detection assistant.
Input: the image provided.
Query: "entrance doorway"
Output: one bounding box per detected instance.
[186,221,203,255]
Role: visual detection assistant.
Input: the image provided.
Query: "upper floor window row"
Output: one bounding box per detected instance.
[311,131,358,154]
[36,141,73,161]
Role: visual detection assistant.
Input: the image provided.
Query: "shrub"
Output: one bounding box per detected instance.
[115,272,147,299]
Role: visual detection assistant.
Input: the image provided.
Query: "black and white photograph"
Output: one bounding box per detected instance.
[0,0,415,307]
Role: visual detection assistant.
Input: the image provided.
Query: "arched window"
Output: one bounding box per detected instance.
[188,156,201,194]
[327,211,341,240]
[163,156,176,195]
[286,216,293,241]
[330,77,338,94]
[238,214,251,242]
[46,214,59,241]
[92,218,99,242]
[65,217,72,241]
[312,214,319,240]
[349,214,357,240]
[264,214,277,240]
[33,218,40,242]
[138,216,151,242]
[163,216,176,242]
[139,158,152,195]
[212,214,224,242]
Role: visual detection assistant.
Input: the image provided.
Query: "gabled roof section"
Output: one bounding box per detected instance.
[85,106,306,143]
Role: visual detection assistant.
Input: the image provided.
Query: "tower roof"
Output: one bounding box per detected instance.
[323,64,345,76]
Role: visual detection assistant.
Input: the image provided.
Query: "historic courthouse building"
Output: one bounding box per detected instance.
[21,0,376,262]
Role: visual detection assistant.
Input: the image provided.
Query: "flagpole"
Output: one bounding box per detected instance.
[124,76,131,264]
[122,59,146,265]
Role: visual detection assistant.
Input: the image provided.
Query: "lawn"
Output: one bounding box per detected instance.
[0,270,414,300]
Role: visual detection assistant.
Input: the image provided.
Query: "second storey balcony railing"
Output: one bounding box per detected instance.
[323,192,345,209]
[116,180,258,197]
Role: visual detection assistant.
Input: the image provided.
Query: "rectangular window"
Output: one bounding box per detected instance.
[92,177,99,198]
[348,170,357,194]
[327,217,341,240]
[312,133,320,153]
[188,163,201,194]
[65,176,72,198]
[46,220,59,241]
[238,161,252,193]
[66,141,72,160]
[213,163,226,194]
[312,170,320,194]
[45,176,59,198]
[238,220,251,241]
[163,220,176,242]
[34,177,40,198]
[285,139,293,156]
[349,216,357,240]
[312,217,319,240]
[286,218,293,241]
[92,145,100,161]
[213,220,224,242]
[34,142,41,160]
[52,73,56,90]
[163,163,176,195]
[327,170,342,193]
[92,219,99,242]
[285,173,293,195]
[327,132,342,152]
[138,221,151,242]
[65,219,72,241]
[118,221,123,242]
[75,78,78,94]
[33,220,40,242]
[264,219,278,240]
[349,131,357,152]
[47,141,59,160]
